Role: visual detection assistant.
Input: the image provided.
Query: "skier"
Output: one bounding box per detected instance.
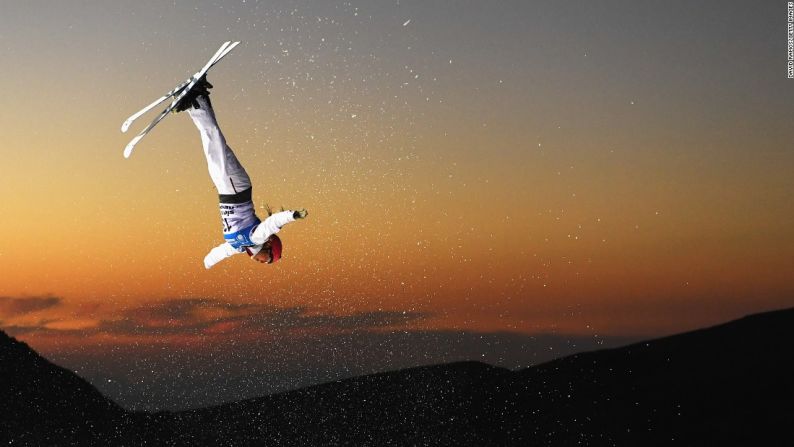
[174,77,308,269]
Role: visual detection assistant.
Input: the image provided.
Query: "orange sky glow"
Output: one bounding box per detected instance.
[1,1,793,358]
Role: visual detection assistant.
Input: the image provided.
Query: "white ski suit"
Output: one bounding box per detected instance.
[188,96,296,269]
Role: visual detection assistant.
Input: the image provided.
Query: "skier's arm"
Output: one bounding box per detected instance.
[204,242,240,269]
[250,209,306,244]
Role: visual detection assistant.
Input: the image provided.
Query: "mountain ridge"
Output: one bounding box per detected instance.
[0,330,128,445]
[2,306,793,445]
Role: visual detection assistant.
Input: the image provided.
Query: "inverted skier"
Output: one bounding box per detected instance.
[174,77,308,269]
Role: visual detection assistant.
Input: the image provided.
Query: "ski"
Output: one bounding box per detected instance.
[121,41,239,133]
[121,41,240,158]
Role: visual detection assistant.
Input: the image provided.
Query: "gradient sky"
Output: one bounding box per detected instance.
[1,0,793,408]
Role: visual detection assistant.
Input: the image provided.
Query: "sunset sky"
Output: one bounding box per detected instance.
[1,0,793,409]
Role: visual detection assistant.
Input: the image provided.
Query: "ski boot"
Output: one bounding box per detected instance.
[173,76,213,112]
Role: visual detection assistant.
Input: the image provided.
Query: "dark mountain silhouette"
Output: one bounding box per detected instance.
[0,331,129,445]
[2,307,793,446]
[490,307,794,446]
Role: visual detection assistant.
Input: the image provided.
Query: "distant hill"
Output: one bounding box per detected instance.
[0,331,128,445]
[2,307,793,446]
[492,307,794,445]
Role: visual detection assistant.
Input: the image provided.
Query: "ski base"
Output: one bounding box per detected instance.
[121,41,240,158]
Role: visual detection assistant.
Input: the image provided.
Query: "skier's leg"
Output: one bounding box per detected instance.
[187,96,251,195]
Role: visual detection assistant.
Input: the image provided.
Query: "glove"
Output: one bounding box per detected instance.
[293,208,308,219]
[174,76,213,112]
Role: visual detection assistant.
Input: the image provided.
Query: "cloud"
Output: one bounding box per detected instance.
[3,298,429,338]
[0,296,62,316]
[291,310,423,329]
[104,299,427,335]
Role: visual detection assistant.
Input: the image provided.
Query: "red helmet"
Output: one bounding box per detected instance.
[245,234,283,264]
[268,234,283,263]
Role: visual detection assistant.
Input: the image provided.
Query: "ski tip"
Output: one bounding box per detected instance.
[121,119,132,133]
[123,137,142,158]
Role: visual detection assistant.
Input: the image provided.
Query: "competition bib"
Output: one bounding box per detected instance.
[223,219,261,250]
[219,200,260,249]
